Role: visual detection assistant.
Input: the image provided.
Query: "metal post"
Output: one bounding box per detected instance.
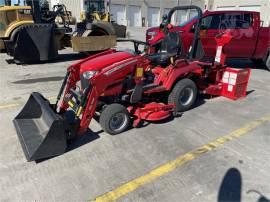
[176,0,179,24]
[189,0,193,19]
[160,0,161,25]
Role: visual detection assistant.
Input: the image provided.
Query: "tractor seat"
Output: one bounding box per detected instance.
[147,52,176,67]
[147,32,184,67]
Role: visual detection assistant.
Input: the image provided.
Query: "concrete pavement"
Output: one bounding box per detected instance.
[0,28,269,201]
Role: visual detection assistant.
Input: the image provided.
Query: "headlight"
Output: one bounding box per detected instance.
[147,31,157,40]
[82,71,98,79]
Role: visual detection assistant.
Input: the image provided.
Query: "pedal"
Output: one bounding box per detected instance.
[128,83,159,93]
[142,83,160,91]
[144,86,166,93]
[121,94,130,102]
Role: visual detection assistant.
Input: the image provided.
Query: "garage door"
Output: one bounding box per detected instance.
[148,7,160,27]
[110,4,126,25]
[239,5,261,12]
[216,6,236,11]
[60,0,82,21]
[128,6,142,27]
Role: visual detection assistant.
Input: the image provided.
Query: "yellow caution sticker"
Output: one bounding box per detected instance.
[76,106,83,117]
[136,67,144,77]
[68,100,74,108]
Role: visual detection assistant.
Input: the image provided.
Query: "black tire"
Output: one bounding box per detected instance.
[251,58,263,64]
[91,21,116,36]
[168,78,197,112]
[112,23,127,38]
[265,55,270,71]
[99,103,130,135]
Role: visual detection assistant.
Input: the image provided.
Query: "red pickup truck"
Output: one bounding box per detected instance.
[146,10,270,70]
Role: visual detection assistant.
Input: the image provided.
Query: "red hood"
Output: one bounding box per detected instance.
[80,51,134,73]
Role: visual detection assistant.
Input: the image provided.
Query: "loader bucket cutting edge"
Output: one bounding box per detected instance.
[13,92,68,161]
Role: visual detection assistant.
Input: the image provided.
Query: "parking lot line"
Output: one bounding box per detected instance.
[0,96,56,110]
[0,103,20,109]
[94,115,270,202]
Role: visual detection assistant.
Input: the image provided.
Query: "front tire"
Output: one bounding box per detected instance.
[99,104,130,135]
[168,78,197,112]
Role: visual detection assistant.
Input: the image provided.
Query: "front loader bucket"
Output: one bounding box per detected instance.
[13,92,67,161]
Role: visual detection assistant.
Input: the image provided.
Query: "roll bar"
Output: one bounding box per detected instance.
[117,39,147,54]
[166,5,203,60]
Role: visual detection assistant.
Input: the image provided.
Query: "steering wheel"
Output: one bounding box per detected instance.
[117,39,148,54]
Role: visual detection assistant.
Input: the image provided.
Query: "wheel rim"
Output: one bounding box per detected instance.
[109,113,128,132]
[266,56,270,70]
[179,87,194,106]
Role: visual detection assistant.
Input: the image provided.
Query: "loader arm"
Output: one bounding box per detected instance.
[59,49,115,110]
[58,49,138,134]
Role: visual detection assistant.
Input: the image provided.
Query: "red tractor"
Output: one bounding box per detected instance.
[13,6,251,161]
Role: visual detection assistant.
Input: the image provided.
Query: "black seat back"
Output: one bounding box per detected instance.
[147,31,186,67]
[160,32,184,57]
[192,37,205,61]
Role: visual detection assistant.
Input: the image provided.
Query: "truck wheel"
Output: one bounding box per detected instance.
[168,78,197,112]
[266,55,270,71]
[251,59,263,65]
[99,103,130,135]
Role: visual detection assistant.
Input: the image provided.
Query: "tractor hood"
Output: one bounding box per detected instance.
[80,51,135,73]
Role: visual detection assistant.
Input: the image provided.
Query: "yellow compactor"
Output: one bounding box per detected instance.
[0,0,125,63]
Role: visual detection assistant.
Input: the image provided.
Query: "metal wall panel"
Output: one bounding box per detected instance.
[110,4,127,25]
[59,0,83,21]
[148,7,160,27]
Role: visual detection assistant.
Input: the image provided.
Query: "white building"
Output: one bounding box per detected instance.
[109,0,204,27]
[50,0,270,27]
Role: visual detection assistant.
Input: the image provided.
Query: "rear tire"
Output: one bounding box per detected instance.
[99,103,130,135]
[265,55,270,71]
[168,78,197,112]
[251,58,263,65]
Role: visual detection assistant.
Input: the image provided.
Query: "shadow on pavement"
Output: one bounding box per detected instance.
[218,167,242,202]
[12,76,64,84]
[35,129,102,163]
[227,59,268,70]
[247,190,270,202]
[246,90,255,96]
[218,168,270,202]
[5,53,87,65]
[51,53,87,63]
[66,129,102,152]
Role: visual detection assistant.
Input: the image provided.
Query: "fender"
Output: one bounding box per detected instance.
[4,20,34,38]
[158,60,201,91]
